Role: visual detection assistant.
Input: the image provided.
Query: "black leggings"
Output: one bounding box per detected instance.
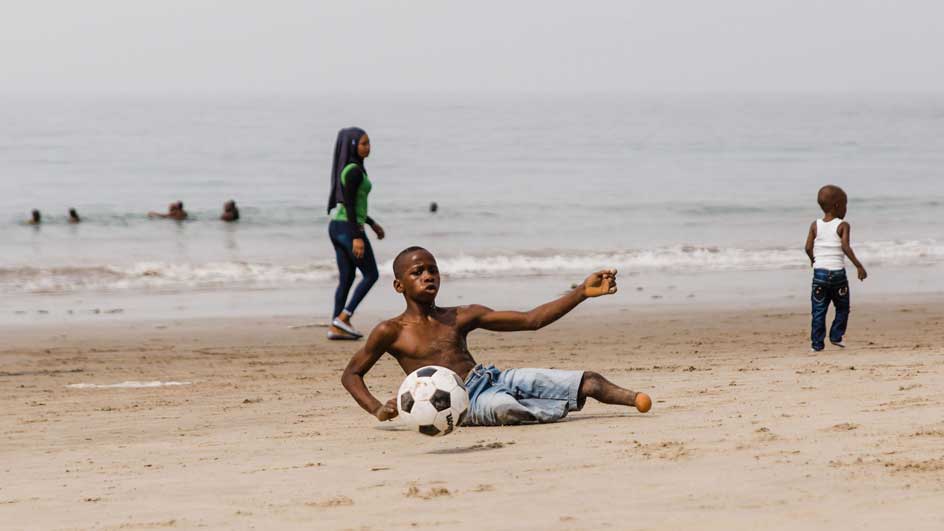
[328,220,379,318]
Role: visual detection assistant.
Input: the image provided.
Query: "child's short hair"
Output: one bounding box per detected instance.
[393,246,431,278]
[817,185,846,213]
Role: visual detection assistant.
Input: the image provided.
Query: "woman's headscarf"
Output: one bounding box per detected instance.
[327,127,367,214]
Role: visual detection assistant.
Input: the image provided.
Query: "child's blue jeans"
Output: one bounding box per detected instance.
[811,268,850,350]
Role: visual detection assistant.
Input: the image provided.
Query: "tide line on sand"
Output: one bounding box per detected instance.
[66,381,192,389]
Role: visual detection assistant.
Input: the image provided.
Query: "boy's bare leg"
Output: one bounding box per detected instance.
[579,371,649,411]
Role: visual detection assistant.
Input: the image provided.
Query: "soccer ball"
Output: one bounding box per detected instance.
[397,365,470,437]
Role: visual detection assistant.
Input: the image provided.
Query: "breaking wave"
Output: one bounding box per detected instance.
[3,240,940,294]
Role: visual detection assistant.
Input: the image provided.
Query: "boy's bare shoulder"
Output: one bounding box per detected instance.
[454,304,494,319]
[367,318,404,343]
[456,303,493,313]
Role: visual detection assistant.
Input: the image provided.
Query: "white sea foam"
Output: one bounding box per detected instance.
[3,240,941,294]
[67,381,192,389]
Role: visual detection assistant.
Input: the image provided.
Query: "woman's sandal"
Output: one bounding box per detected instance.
[331,318,363,338]
[327,330,360,341]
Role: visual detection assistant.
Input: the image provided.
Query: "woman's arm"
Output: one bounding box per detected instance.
[340,166,365,237]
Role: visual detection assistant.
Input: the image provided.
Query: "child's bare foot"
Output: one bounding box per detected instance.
[633,392,652,413]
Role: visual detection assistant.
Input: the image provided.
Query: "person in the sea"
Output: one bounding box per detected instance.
[220,200,239,222]
[326,127,386,340]
[148,201,188,220]
[27,209,41,225]
[341,246,652,426]
[804,184,867,352]
[68,208,81,224]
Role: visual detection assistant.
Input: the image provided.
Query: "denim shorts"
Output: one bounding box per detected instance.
[462,364,583,426]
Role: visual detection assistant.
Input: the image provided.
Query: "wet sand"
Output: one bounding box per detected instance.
[2,300,944,530]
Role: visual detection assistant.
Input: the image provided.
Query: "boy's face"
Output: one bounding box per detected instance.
[394,250,440,304]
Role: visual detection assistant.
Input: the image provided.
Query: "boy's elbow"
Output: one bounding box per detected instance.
[340,370,356,391]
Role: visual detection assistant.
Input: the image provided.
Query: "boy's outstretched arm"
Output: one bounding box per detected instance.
[470,269,617,332]
[341,321,399,421]
[839,222,868,280]
[805,221,816,267]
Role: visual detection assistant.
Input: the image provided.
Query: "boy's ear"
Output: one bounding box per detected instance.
[393,278,404,293]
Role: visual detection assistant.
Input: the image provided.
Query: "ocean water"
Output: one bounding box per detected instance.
[2,93,943,320]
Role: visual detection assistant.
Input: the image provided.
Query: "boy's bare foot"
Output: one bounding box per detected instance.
[633,392,652,413]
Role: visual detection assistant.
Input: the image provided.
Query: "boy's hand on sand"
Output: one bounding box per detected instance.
[857,266,868,281]
[374,398,398,421]
[583,269,618,298]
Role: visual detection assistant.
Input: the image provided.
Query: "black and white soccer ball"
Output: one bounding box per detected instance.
[397,365,470,437]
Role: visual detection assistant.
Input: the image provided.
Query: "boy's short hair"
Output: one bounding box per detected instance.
[393,246,431,278]
[817,185,846,212]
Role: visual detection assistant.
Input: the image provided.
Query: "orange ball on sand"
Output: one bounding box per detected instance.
[634,392,652,413]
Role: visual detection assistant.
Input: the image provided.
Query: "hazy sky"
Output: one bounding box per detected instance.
[2,1,942,95]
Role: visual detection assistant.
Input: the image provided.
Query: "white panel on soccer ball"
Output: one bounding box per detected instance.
[449,386,470,416]
[430,368,458,392]
[433,409,457,435]
[412,379,436,401]
[409,400,438,426]
[397,372,417,398]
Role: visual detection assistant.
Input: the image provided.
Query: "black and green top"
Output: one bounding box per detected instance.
[333,162,374,237]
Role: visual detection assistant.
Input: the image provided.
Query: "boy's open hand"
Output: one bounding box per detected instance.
[374,397,398,421]
[582,269,618,298]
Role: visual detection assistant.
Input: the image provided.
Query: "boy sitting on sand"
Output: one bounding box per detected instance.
[341,246,651,426]
[804,185,867,352]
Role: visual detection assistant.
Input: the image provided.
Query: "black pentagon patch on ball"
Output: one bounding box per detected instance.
[430,389,451,411]
[416,367,437,378]
[419,424,440,436]
[400,391,414,413]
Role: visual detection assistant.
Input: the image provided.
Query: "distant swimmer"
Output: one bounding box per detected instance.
[68,208,81,223]
[221,200,240,222]
[148,201,188,220]
[429,201,438,213]
[27,209,41,225]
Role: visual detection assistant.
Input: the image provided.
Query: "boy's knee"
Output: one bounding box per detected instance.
[494,404,536,425]
[580,371,603,396]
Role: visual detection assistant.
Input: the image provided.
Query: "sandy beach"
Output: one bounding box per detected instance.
[2,298,943,530]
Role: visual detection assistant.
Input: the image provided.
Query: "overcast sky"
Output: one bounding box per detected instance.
[2,1,942,95]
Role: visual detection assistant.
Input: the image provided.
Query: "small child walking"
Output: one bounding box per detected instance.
[804,185,868,352]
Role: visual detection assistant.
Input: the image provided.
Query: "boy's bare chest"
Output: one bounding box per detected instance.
[390,321,468,360]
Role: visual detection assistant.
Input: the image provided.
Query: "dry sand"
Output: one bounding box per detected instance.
[2,300,944,530]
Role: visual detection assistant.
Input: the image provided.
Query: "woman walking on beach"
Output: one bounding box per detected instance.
[326,127,385,340]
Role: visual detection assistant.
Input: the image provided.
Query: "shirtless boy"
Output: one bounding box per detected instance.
[342,247,651,426]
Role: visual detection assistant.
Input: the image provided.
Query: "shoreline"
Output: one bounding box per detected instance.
[2,262,942,326]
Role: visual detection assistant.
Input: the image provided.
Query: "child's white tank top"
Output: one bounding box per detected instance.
[814,218,845,270]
